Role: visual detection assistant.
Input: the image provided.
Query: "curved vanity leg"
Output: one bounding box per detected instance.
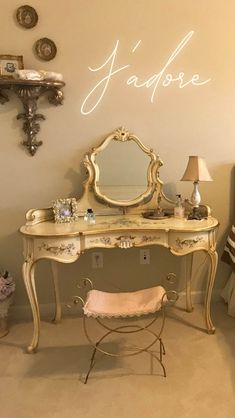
[185,252,194,312]
[51,261,62,323]
[205,250,218,334]
[22,260,40,353]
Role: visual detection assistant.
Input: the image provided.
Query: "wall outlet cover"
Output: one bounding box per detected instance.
[92,252,103,268]
[140,249,150,264]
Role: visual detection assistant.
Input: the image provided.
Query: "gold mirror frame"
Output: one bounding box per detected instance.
[87,127,162,208]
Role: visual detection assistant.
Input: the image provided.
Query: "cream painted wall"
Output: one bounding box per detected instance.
[0,0,234,308]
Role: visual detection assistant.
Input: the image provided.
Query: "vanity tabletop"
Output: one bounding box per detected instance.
[20,214,219,238]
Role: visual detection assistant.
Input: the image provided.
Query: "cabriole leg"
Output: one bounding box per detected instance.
[185,252,194,312]
[22,260,40,353]
[51,261,62,323]
[205,250,218,334]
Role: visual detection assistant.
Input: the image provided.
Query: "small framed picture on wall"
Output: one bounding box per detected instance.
[0,55,24,78]
[52,198,78,223]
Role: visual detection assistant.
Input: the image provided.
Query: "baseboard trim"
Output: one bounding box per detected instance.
[175,288,222,308]
[9,289,223,321]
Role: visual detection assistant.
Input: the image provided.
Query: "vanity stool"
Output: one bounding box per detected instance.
[72,279,177,383]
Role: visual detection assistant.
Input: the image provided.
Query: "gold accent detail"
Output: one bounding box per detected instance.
[115,235,135,248]
[113,126,131,141]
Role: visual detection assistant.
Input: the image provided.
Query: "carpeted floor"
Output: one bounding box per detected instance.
[0,302,235,418]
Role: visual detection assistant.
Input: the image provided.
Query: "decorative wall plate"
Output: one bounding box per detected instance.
[35,38,57,61]
[16,5,38,29]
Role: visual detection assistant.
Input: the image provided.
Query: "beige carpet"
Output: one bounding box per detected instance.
[0,302,235,418]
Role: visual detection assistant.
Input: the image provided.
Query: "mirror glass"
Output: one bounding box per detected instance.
[95,140,152,202]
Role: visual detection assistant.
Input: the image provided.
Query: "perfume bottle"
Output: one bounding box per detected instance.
[84,208,96,224]
[174,194,185,218]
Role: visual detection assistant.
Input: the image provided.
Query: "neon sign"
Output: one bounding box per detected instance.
[81,31,211,115]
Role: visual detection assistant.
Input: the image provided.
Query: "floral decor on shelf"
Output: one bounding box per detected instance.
[13,69,63,81]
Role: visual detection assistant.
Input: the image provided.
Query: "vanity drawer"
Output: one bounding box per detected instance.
[169,232,209,253]
[84,231,168,249]
[35,237,81,260]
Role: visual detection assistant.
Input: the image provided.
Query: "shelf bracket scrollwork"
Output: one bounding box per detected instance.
[0,79,65,156]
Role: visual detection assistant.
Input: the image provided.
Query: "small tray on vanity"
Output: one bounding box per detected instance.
[142,210,171,220]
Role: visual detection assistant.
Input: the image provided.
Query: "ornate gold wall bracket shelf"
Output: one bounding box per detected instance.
[0,79,65,156]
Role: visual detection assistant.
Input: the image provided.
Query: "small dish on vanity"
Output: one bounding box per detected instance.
[142,210,171,220]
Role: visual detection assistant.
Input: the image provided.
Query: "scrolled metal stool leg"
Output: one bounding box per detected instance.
[146,350,166,377]
[83,316,167,380]
[83,326,118,384]
[84,342,99,384]
[159,338,165,362]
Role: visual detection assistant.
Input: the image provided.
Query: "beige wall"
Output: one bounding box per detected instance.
[0,0,234,307]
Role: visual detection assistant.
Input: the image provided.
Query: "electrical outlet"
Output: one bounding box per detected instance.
[140,249,150,264]
[92,252,103,268]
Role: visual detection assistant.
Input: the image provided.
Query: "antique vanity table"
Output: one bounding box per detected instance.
[20,127,219,353]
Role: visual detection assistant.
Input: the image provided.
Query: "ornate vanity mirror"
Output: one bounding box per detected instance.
[77,127,174,217]
[89,127,160,207]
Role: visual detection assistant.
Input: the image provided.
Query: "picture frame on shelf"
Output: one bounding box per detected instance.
[52,198,78,223]
[0,55,24,78]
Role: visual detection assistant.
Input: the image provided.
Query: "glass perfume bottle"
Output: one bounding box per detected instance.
[174,194,185,218]
[84,208,96,224]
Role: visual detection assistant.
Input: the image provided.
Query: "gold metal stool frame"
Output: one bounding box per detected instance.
[72,278,178,384]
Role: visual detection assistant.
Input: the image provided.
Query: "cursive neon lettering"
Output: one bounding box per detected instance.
[81,40,130,115]
[132,40,142,53]
[81,31,211,115]
[149,31,195,101]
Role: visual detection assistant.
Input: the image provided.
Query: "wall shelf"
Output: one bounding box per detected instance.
[0,79,65,156]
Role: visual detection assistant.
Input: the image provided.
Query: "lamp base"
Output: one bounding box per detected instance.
[187,207,203,220]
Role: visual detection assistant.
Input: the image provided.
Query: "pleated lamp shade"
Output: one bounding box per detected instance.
[181,156,213,182]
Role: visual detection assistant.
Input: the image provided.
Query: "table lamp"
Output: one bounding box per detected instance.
[181,156,212,219]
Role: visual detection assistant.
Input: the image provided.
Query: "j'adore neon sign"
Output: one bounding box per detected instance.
[81,31,211,115]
